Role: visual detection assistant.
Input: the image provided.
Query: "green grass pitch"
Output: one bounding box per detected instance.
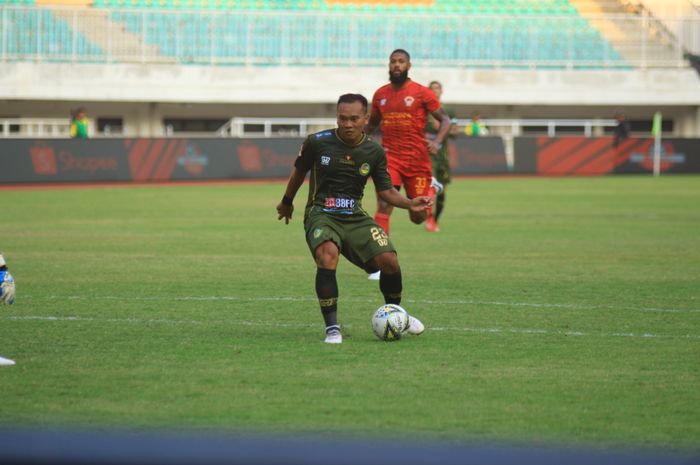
[0,176,698,450]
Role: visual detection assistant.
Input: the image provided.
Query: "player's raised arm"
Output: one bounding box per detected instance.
[276,166,306,224]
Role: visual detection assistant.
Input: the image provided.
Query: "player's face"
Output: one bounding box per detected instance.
[430,83,442,99]
[336,101,369,145]
[389,52,410,84]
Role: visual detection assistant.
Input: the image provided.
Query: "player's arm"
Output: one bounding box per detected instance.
[426,107,452,155]
[365,99,382,135]
[278,138,314,224]
[377,188,432,214]
[277,166,306,224]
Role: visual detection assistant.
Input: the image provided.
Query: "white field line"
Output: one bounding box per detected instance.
[22,294,700,314]
[4,315,700,340]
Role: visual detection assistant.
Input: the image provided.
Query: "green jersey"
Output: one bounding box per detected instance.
[70,117,89,138]
[295,129,394,219]
[425,105,455,184]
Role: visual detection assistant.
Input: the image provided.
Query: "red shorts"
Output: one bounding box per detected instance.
[387,165,433,199]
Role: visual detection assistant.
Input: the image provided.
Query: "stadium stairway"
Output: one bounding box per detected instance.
[569,0,682,65]
[49,8,163,62]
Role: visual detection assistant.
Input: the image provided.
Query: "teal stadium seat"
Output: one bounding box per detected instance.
[0,0,624,67]
[0,4,104,61]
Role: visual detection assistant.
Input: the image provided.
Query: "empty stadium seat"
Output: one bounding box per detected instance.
[0,6,104,60]
[0,0,625,67]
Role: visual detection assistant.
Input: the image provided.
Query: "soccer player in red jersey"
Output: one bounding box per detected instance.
[367,49,452,241]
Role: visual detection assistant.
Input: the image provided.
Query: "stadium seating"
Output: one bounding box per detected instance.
[1,5,104,61]
[104,1,622,66]
[0,0,624,66]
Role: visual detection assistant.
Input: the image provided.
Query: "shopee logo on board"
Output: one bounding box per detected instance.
[58,152,118,174]
[29,142,118,175]
[30,143,58,175]
[237,141,262,172]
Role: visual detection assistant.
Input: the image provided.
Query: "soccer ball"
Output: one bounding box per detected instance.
[371,304,409,341]
[0,269,15,305]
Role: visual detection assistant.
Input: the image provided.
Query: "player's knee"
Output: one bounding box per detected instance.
[377,252,400,274]
[314,242,339,268]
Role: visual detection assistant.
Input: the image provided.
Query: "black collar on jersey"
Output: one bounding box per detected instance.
[334,129,367,148]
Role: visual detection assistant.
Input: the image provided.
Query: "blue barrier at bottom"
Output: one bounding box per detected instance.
[0,428,697,465]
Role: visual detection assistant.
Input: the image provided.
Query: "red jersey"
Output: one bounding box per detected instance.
[371,79,441,177]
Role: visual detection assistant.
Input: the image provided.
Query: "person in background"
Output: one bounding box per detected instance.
[366,49,451,278]
[424,80,459,233]
[613,111,631,147]
[464,111,488,137]
[70,107,89,139]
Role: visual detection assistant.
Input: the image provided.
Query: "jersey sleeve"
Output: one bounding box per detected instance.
[294,135,315,173]
[371,145,394,192]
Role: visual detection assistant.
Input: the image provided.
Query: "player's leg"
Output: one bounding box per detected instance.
[428,155,449,232]
[374,196,394,235]
[374,165,402,236]
[403,175,431,224]
[366,252,424,335]
[313,241,342,344]
[306,216,344,343]
[343,217,425,335]
[366,251,401,304]
[434,189,446,220]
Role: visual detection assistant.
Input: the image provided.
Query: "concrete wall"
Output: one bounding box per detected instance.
[1,62,700,137]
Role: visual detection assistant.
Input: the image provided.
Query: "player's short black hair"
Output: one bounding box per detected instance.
[390,49,411,61]
[429,80,442,87]
[337,93,368,112]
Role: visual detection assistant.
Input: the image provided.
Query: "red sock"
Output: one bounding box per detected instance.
[375,212,390,236]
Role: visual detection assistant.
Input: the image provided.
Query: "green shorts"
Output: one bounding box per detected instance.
[304,211,396,272]
[431,148,451,185]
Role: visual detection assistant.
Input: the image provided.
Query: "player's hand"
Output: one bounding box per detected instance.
[276,202,294,224]
[409,196,433,213]
[0,269,15,306]
[426,138,441,155]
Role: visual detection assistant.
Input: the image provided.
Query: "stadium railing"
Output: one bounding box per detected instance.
[217,117,617,138]
[0,5,697,69]
[0,116,616,139]
[0,117,73,137]
[0,117,616,138]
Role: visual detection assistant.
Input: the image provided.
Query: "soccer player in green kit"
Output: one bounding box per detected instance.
[276,94,428,344]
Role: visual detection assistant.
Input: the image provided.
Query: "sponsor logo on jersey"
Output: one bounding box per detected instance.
[380,98,387,106]
[315,131,333,139]
[324,197,355,209]
[321,155,331,166]
[359,162,370,176]
[404,96,415,107]
[339,155,354,166]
